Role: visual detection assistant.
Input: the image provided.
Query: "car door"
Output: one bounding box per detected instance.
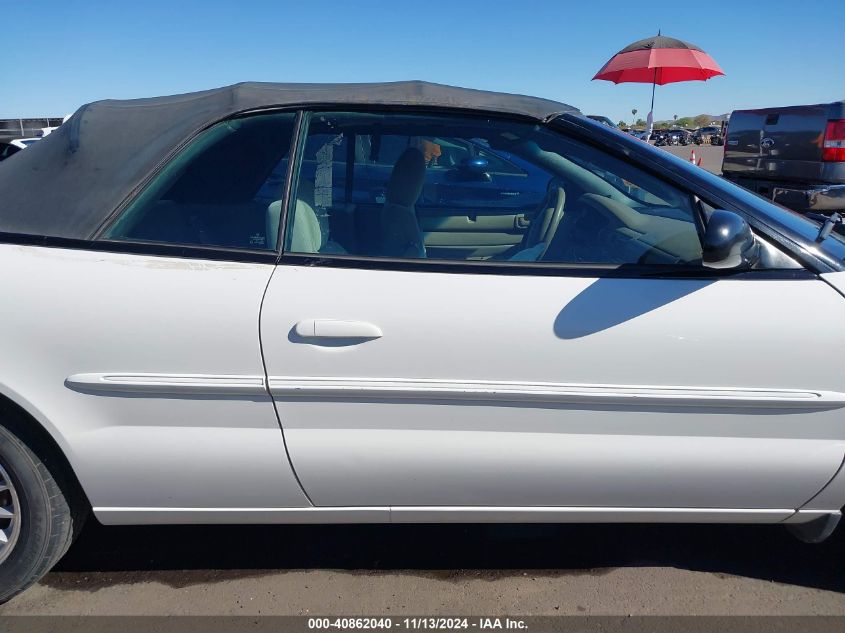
[259,109,845,517]
[33,110,314,517]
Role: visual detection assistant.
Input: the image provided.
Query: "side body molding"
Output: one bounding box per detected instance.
[267,376,845,409]
[66,373,845,409]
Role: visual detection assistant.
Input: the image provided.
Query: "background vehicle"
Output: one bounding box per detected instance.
[3,82,845,603]
[0,139,39,162]
[692,126,720,145]
[651,129,675,146]
[9,138,39,149]
[0,143,22,161]
[722,101,845,214]
[667,128,691,145]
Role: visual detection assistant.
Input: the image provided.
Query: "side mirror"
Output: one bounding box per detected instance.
[702,209,759,269]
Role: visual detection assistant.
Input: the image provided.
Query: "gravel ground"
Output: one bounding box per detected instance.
[2,521,845,615]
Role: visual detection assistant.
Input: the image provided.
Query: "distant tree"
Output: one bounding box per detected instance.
[675,117,694,127]
[693,114,711,127]
[617,121,626,128]
[635,118,646,127]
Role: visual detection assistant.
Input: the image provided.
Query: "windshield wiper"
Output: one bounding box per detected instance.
[806,212,844,242]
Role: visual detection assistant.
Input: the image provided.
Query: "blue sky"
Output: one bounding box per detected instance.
[3,0,843,121]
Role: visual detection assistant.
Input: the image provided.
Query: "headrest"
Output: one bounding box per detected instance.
[288,198,322,253]
[386,148,425,207]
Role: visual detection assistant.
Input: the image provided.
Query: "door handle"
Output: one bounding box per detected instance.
[294,319,383,339]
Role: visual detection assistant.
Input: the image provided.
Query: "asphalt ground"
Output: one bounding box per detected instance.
[2,519,845,616]
[660,142,724,174]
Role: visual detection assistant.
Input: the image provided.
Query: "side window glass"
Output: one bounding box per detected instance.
[285,112,703,266]
[105,112,297,250]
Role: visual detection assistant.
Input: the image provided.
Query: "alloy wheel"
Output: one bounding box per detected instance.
[0,462,20,565]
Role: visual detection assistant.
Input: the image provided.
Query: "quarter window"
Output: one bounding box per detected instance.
[105,112,297,250]
[284,112,703,266]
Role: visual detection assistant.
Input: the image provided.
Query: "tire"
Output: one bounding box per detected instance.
[0,420,87,604]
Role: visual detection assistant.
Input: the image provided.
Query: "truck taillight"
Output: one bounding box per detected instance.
[823,120,845,161]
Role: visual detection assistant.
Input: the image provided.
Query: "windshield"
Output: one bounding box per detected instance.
[552,113,845,267]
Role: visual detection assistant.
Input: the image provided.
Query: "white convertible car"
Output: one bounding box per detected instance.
[2,82,845,602]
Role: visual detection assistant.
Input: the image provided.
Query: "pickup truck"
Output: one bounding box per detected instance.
[722,101,845,214]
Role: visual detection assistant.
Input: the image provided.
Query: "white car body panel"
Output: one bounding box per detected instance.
[3,246,845,525]
[0,245,309,511]
[261,265,845,512]
[9,138,39,149]
[819,271,845,298]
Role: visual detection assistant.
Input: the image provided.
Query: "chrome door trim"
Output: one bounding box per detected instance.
[66,372,845,409]
[65,373,267,396]
[268,376,845,409]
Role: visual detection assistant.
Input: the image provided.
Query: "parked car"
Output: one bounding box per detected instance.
[0,139,39,162]
[0,143,22,162]
[3,81,845,602]
[10,138,39,148]
[692,126,720,145]
[667,128,691,145]
[650,129,677,146]
[722,101,845,214]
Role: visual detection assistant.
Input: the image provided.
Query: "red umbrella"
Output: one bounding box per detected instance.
[593,33,724,135]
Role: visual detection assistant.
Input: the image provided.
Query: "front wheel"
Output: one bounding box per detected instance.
[0,421,86,604]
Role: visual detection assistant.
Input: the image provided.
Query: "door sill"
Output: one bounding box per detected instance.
[94,506,803,525]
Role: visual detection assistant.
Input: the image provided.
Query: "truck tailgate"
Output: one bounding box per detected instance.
[725,105,828,182]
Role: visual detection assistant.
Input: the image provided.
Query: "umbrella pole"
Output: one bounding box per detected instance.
[650,76,656,112]
[647,67,657,141]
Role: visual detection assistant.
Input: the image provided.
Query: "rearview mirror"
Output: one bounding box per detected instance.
[702,210,759,269]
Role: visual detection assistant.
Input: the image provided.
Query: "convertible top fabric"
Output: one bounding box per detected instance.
[0,81,578,240]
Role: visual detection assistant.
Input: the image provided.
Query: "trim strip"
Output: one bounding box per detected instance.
[93,505,800,525]
[65,373,267,396]
[276,252,814,280]
[0,237,813,279]
[65,373,845,409]
[268,376,845,409]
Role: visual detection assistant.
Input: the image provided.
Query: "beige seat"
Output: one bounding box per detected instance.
[380,148,427,258]
[266,180,320,252]
[508,187,566,261]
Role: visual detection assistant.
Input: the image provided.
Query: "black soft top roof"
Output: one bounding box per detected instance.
[0,81,578,240]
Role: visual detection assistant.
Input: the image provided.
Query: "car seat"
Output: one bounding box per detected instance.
[380,148,427,258]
